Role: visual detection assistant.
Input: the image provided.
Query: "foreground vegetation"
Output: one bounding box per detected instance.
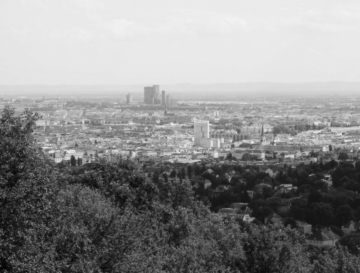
[1,107,360,272]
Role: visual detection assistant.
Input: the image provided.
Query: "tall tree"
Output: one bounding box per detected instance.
[0,107,59,272]
[338,152,349,161]
[70,155,77,166]
[181,167,186,179]
[335,205,354,226]
[170,170,177,178]
[187,165,194,179]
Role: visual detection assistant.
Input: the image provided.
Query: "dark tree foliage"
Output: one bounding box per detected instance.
[0,107,59,272]
[338,152,349,161]
[2,107,360,272]
[338,233,360,255]
[70,155,76,166]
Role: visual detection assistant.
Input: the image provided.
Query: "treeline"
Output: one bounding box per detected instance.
[181,159,360,228]
[161,156,360,253]
[1,106,360,272]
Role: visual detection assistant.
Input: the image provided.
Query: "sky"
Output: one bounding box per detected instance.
[1,0,360,85]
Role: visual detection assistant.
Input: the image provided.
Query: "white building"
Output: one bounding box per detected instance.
[200,138,213,148]
[213,139,221,148]
[194,120,210,146]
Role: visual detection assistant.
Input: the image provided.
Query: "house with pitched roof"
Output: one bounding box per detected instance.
[306,229,340,247]
[342,220,360,234]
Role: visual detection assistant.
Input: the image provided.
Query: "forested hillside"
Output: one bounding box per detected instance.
[1,106,360,272]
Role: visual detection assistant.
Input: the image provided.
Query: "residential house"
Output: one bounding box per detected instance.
[264,213,282,225]
[306,229,340,247]
[297,221,312,234]
[342,220,360,234]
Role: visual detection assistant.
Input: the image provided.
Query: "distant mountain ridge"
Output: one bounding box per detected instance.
[1,82,359,97]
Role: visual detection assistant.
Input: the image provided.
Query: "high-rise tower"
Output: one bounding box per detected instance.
[144,85,161,105]
[194,120,210,146]
[144,86,154,104]
[126,93,132,105]
[161,90,166,106]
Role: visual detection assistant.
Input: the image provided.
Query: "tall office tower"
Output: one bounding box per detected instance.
[126,93,132,105]
[166,94,171,105]
[161,90,166,105]
[153,85,160,104]
[144,86,154,104]
[144,85,162,105]
[194,120,210,146]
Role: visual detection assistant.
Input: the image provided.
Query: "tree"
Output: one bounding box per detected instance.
[50,184,164,272]
[5,106,360,271]
[240,190,251,203]
[240,224,310,273]
[70,155,77,166]
[284,217,298,229]
[242,153,258,161]
[338,233,360,255]
[338,152,349,161]
[181,167,186,179]
[335,205,354,226]
[329,159,338,169]
[0,107,59,272]
[308,191,323,204]
[152,171,160,183]
[162,172,169,182]
[355,160,360,172]
[254,206,273,222]
[187,165,194,179]
[330,225,344,237]
[170,170,177,178]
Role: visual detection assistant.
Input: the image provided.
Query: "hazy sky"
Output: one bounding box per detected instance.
[1,0,360,85]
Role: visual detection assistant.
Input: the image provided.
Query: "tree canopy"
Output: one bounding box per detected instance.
[1,107,360,272]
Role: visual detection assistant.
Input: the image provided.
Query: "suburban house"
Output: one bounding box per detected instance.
[342,220,360,234]
[264,213,282,225]
[306,229,340,247]
[297,221,312,234]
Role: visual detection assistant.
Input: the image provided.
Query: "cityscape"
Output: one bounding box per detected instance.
[3,0,360,272]
[3,83,360,271]
[2,85,360,168]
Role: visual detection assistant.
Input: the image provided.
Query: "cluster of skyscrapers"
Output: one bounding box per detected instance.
[144,85,177,106]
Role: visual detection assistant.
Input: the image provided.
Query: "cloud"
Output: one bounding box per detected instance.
[6,0,359,45]
[164,10,249,36]
[6,7,249,44]
[281,17,356,34]
[98,10,249,41]
[271,6,360,35]
[72,0,106,11]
